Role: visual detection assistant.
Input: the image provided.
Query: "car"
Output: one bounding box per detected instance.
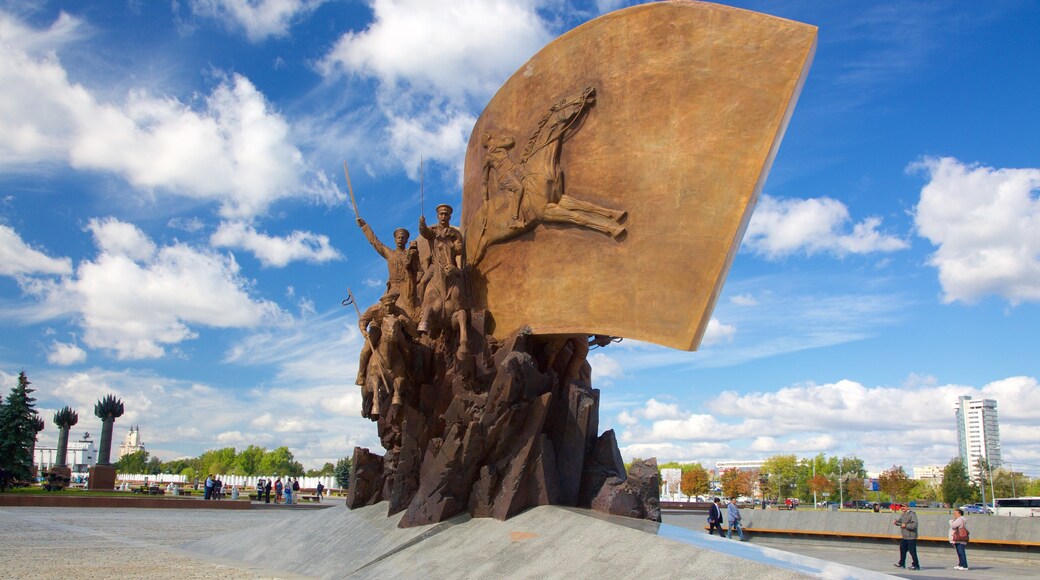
[889,502,905,511]
[961,504,985,514]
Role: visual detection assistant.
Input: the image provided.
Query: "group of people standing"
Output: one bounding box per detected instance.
[893,505,971,572]
[706,499,972,571]
[253,477,316,504]
[202,475,224,500]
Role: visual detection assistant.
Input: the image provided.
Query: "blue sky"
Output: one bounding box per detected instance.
[2,0,1039,477]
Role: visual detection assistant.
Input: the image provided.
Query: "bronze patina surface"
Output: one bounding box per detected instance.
[462,1,817,350]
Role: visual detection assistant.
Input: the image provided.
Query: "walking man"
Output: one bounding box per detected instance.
[727,498,745,541]
[707,498,726,536]
[893,504,921,570]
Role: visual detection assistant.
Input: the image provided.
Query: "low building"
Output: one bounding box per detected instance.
[35,431,97,472]
[913,465,944,485]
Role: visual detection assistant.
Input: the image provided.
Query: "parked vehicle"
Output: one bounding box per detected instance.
[889,502,904,511]
[993,498,1039,516]
[961,504,986,514]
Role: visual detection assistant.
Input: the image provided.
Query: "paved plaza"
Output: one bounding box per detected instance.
[1,502,1036,579]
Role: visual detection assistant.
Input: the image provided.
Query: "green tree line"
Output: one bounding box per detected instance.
[659,453,1040,505]
[113,445,347,483]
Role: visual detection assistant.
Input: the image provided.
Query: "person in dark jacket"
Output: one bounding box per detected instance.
[893,504,921,570]
[707,498,725,536]
[264,478,272,504]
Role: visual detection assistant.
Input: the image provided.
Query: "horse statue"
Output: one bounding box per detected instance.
[361,313,412,419]
[472,86,627,264]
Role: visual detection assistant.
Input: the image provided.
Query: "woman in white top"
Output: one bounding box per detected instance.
[949,508,969,570]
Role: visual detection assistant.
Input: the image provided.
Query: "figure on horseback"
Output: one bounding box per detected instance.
[473,86,627,263]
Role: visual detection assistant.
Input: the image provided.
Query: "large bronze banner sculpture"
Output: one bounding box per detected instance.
[347,2,816,527]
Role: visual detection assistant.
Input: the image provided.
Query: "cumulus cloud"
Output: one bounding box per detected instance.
[912,157,1040,305]
[613,375,1040,472]
[188,0,327,42]
[47,341,87,365]
[701,318,736,346]
[589,352,622,386]
[0,12,341,218]
[744,194,908,259]
[318,0,554,174]
[210,221,342,267]
[0,224,72,276]
[27,364,376,468]
[22,218,284,359]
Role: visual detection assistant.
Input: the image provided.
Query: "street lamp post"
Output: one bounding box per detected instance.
[839,461,844,509]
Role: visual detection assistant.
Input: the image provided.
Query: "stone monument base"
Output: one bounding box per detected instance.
[87,465,117,491]
[179,502,873,578]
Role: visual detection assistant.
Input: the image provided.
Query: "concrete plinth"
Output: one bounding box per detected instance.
[87,465,116,491]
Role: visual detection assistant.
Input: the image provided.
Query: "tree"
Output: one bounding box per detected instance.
[259,446,304,476]
[844,476,867,501]
[720,468,753,499]
[761,454,799,502]
[93,394,125,465]
[334,456,351,488]
[907,479,938,503]
[878,465,913,502]
[199,447,237,476]
[306,462,336,477]
[992,469,1029,498]
[807,474,834,496]
[114,449,151,474]
[233,445,266,475]
[941,457,973,507]
[53,406,79,468]
[0,371,40,485]
[680,464,710,499]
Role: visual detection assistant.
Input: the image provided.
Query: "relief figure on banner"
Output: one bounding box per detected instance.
[473,86,627,263]
[356,218,420,318]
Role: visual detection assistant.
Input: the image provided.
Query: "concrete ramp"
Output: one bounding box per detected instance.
[181,504,895,579]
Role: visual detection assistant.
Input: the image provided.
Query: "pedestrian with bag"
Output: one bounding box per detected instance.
[949,508,970,571]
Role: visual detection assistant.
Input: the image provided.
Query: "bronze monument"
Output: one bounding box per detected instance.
[346,1,816,527]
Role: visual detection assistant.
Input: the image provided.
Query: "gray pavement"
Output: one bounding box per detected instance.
[1,501,1027,579]
[664,511,1040,580]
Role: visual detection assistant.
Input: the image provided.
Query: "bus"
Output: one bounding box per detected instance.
[993,497,1040,517]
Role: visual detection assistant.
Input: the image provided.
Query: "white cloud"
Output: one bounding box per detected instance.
[912,157,1040,305]
[89,217,157,262]
[0,12,341,219]
[318,0,554,174]
[744,194,908,259]
[47,341,87,365]
[28,364,376,469]
[589,352,622,386]
[320,0,551,101]
[0,224,72,276]
[612,375,1040,472]
[730,294,758,306]
[188,0,327,42]
[210,221,342,267]
[23,218,284,359]
[701,318,736,346]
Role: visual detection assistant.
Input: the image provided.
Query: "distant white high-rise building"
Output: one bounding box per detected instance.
[117,425,145,459]
[954,396,1001,482]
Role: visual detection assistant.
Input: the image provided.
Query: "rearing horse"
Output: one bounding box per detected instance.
[472,86,627,264]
